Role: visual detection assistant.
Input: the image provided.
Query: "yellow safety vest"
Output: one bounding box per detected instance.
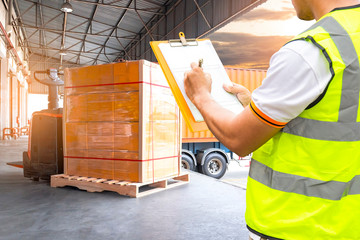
[246,5,360,240]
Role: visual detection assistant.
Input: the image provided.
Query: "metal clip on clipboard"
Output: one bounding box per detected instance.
[169,32,198,47]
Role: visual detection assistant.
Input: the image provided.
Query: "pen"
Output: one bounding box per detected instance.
[198,58,203,68]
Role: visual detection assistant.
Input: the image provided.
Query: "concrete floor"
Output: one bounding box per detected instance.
[221,161,249,189]
[0,137,249,240]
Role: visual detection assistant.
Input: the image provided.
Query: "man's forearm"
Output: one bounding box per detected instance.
[194,93,280,156]
[194,94,245,154]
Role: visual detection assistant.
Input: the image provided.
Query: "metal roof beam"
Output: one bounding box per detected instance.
[26,12,63,40]
[22,46,123,55]
[111,0,175,61]
[28,39,82,69]
[28,53,84,70]
[12,1,35,25]
[134,0,154,41]
[60,9,69,67]
[27,30,123,55]
[123,0,186,56]
[13,0,32,56]
[29,50,60,69]
[107,0,124,4]
[64,33,126,52]
[92,0,133,64]
[115,35,131,60]
[76,0,99,64]
[23,0,139,35]
[71,0,165,15]
[163,0,211,39]
[28,59,80,67]
[193,0,211,29]
[141,0,164,7]
[103,48,111,62]
[46,34,62,47]
[20,24,138,40]
[22,39,121,54]
[38,0,48,57]
[199,0,266,38]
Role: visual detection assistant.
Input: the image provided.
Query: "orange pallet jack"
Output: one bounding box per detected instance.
[7,69,64,181]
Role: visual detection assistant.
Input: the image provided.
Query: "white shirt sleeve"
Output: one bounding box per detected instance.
[251,40,332,124]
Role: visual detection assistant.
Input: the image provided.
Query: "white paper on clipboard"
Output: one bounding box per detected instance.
[158,39,244,122]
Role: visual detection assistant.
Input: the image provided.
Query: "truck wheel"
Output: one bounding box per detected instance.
[181,154,196,171]
[202,152,227,179]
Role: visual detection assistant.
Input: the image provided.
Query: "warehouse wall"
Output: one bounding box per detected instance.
[0,0,30,139]
[0,56,9,134]
[126,0,266,62]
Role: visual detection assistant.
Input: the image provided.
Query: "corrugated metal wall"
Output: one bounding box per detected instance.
[127,0,266,62]
[226,67,266,92]
[182,67,266,143]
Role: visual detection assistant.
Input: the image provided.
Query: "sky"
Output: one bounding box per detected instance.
[210,0,315,69]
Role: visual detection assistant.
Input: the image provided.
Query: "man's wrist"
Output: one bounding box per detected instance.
[192,92,213,111]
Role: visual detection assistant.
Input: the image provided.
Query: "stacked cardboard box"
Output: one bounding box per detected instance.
[64,60,180,183]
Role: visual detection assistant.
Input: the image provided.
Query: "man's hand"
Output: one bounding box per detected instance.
[183,63,279,157]
[223,83,251,107]
[184,62,212,106]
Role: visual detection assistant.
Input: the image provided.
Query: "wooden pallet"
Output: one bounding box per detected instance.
[50,173,189,198]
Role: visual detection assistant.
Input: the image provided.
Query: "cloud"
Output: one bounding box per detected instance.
[235,8,295,21]
[210,32,293,69]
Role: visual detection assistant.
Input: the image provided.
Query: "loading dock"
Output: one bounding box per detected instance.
[0,137,248,240]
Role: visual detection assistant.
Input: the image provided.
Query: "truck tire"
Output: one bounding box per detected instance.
[201,152,227,179]
[181,154,196,171]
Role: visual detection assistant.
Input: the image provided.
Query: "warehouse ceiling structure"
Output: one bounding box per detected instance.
[11,0,266,92]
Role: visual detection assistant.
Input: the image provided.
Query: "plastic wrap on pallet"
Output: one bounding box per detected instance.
[64,60,181,183]
[182,67,267,143]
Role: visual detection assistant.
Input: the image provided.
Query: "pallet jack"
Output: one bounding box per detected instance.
[7,69,64,181]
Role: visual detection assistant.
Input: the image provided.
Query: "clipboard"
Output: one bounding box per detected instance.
[150,32,244,132]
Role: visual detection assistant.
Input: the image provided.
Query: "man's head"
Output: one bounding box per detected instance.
[292,0,360,21]
[291,0,315,20]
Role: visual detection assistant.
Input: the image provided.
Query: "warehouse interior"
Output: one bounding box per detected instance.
[0,0,266,239]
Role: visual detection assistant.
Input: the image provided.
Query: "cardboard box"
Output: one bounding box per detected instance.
[64,60,181,183]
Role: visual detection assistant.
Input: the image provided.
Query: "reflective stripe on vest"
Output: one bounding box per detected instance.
[283,16,360,141]
[283,117,360,141]
[249,159,360,201]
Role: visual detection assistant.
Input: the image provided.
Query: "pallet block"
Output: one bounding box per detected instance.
[51,173,189,198]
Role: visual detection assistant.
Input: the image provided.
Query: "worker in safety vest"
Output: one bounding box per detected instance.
[184,0,360,239]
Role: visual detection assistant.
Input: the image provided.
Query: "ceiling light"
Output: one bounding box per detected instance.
[58,65,64,74]
[61,1,73,13]
[59,49,67,56]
